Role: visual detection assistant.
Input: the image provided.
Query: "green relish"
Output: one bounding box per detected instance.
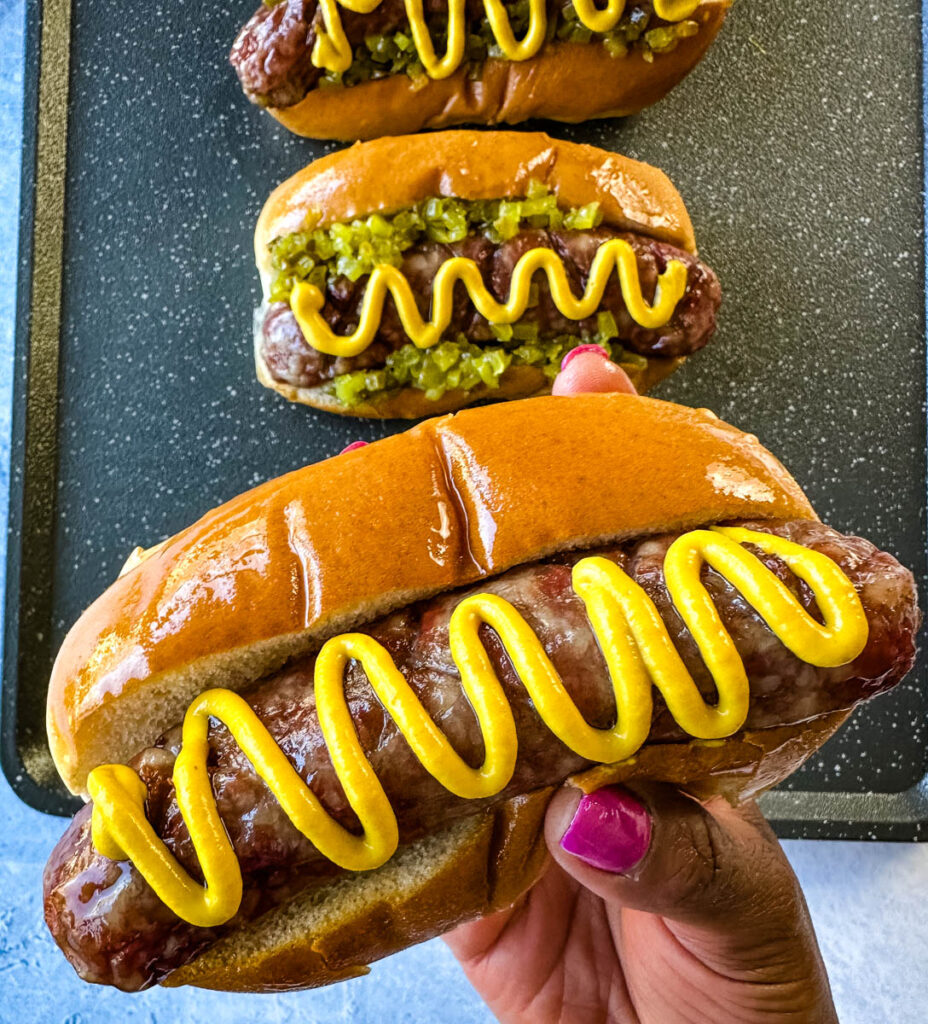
[330,334,649,407]
[317,3,700,89]
[267,180,603,302]
[266,183,649,409]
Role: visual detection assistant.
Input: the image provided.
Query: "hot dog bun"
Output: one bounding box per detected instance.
[48,394,815,797]
[255,132,697,277]
[259,4,730,141]
[254,131,704,417]
[47,393,830,992]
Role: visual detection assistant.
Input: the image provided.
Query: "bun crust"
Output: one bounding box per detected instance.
[254,130,697,284]
[163,711,847,993]
[47,394,815,796]
[263,3,729,141]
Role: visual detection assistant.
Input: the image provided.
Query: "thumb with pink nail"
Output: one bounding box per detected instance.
[446,782,837,1023]
[552,344,639,397]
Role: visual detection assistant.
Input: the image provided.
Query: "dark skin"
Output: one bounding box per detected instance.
[444,354,838,1024]
[446,785,836,1024]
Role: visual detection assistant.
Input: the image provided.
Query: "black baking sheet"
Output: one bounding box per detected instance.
[4,0,927,835]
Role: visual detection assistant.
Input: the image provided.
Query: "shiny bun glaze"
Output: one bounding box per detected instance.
[47,393,814,796]
[255,131,698,281]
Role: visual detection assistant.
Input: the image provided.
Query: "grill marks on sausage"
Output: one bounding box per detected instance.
[232,1,321,109]
[43,520,918,991]
[260,227,722,390]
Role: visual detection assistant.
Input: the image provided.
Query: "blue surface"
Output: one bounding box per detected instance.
[1,2,927,1021]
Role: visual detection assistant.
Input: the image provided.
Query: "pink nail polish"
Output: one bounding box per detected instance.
[340,440,369,454]
[560,787,651,874]
[560,344,609,371]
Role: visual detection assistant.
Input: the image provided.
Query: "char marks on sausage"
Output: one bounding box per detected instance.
[43,520,918,991]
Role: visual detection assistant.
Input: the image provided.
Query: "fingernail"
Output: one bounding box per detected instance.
[560,344,609,371]
[560,787,652,874]
[340,440,368,454]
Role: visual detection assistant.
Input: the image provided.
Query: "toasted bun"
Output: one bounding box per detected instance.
[263,4,729,141]
[255,131,697,280]
[163,712,848,993]
[254,130,700,414]
[48,393,815,797]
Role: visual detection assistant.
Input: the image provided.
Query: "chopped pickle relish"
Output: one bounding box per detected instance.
[330,334,649,407]
[266,184,656,408]
[268,180,603,302]
[316,2,700,89]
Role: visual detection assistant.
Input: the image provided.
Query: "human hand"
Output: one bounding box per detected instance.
[444,347,837,1024]
[445,783,835,1024]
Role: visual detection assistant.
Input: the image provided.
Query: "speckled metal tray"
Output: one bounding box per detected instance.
[3,0,926,834]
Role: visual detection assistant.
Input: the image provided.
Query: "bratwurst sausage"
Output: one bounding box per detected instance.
[260,226,722,390]
[44,519,918,991]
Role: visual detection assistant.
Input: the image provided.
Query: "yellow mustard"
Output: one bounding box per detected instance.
[311,0,700,78]
[87,526,868,928]
[290,239,689,358]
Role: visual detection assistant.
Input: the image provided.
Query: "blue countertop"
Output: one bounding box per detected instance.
[0,1,926,1020]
